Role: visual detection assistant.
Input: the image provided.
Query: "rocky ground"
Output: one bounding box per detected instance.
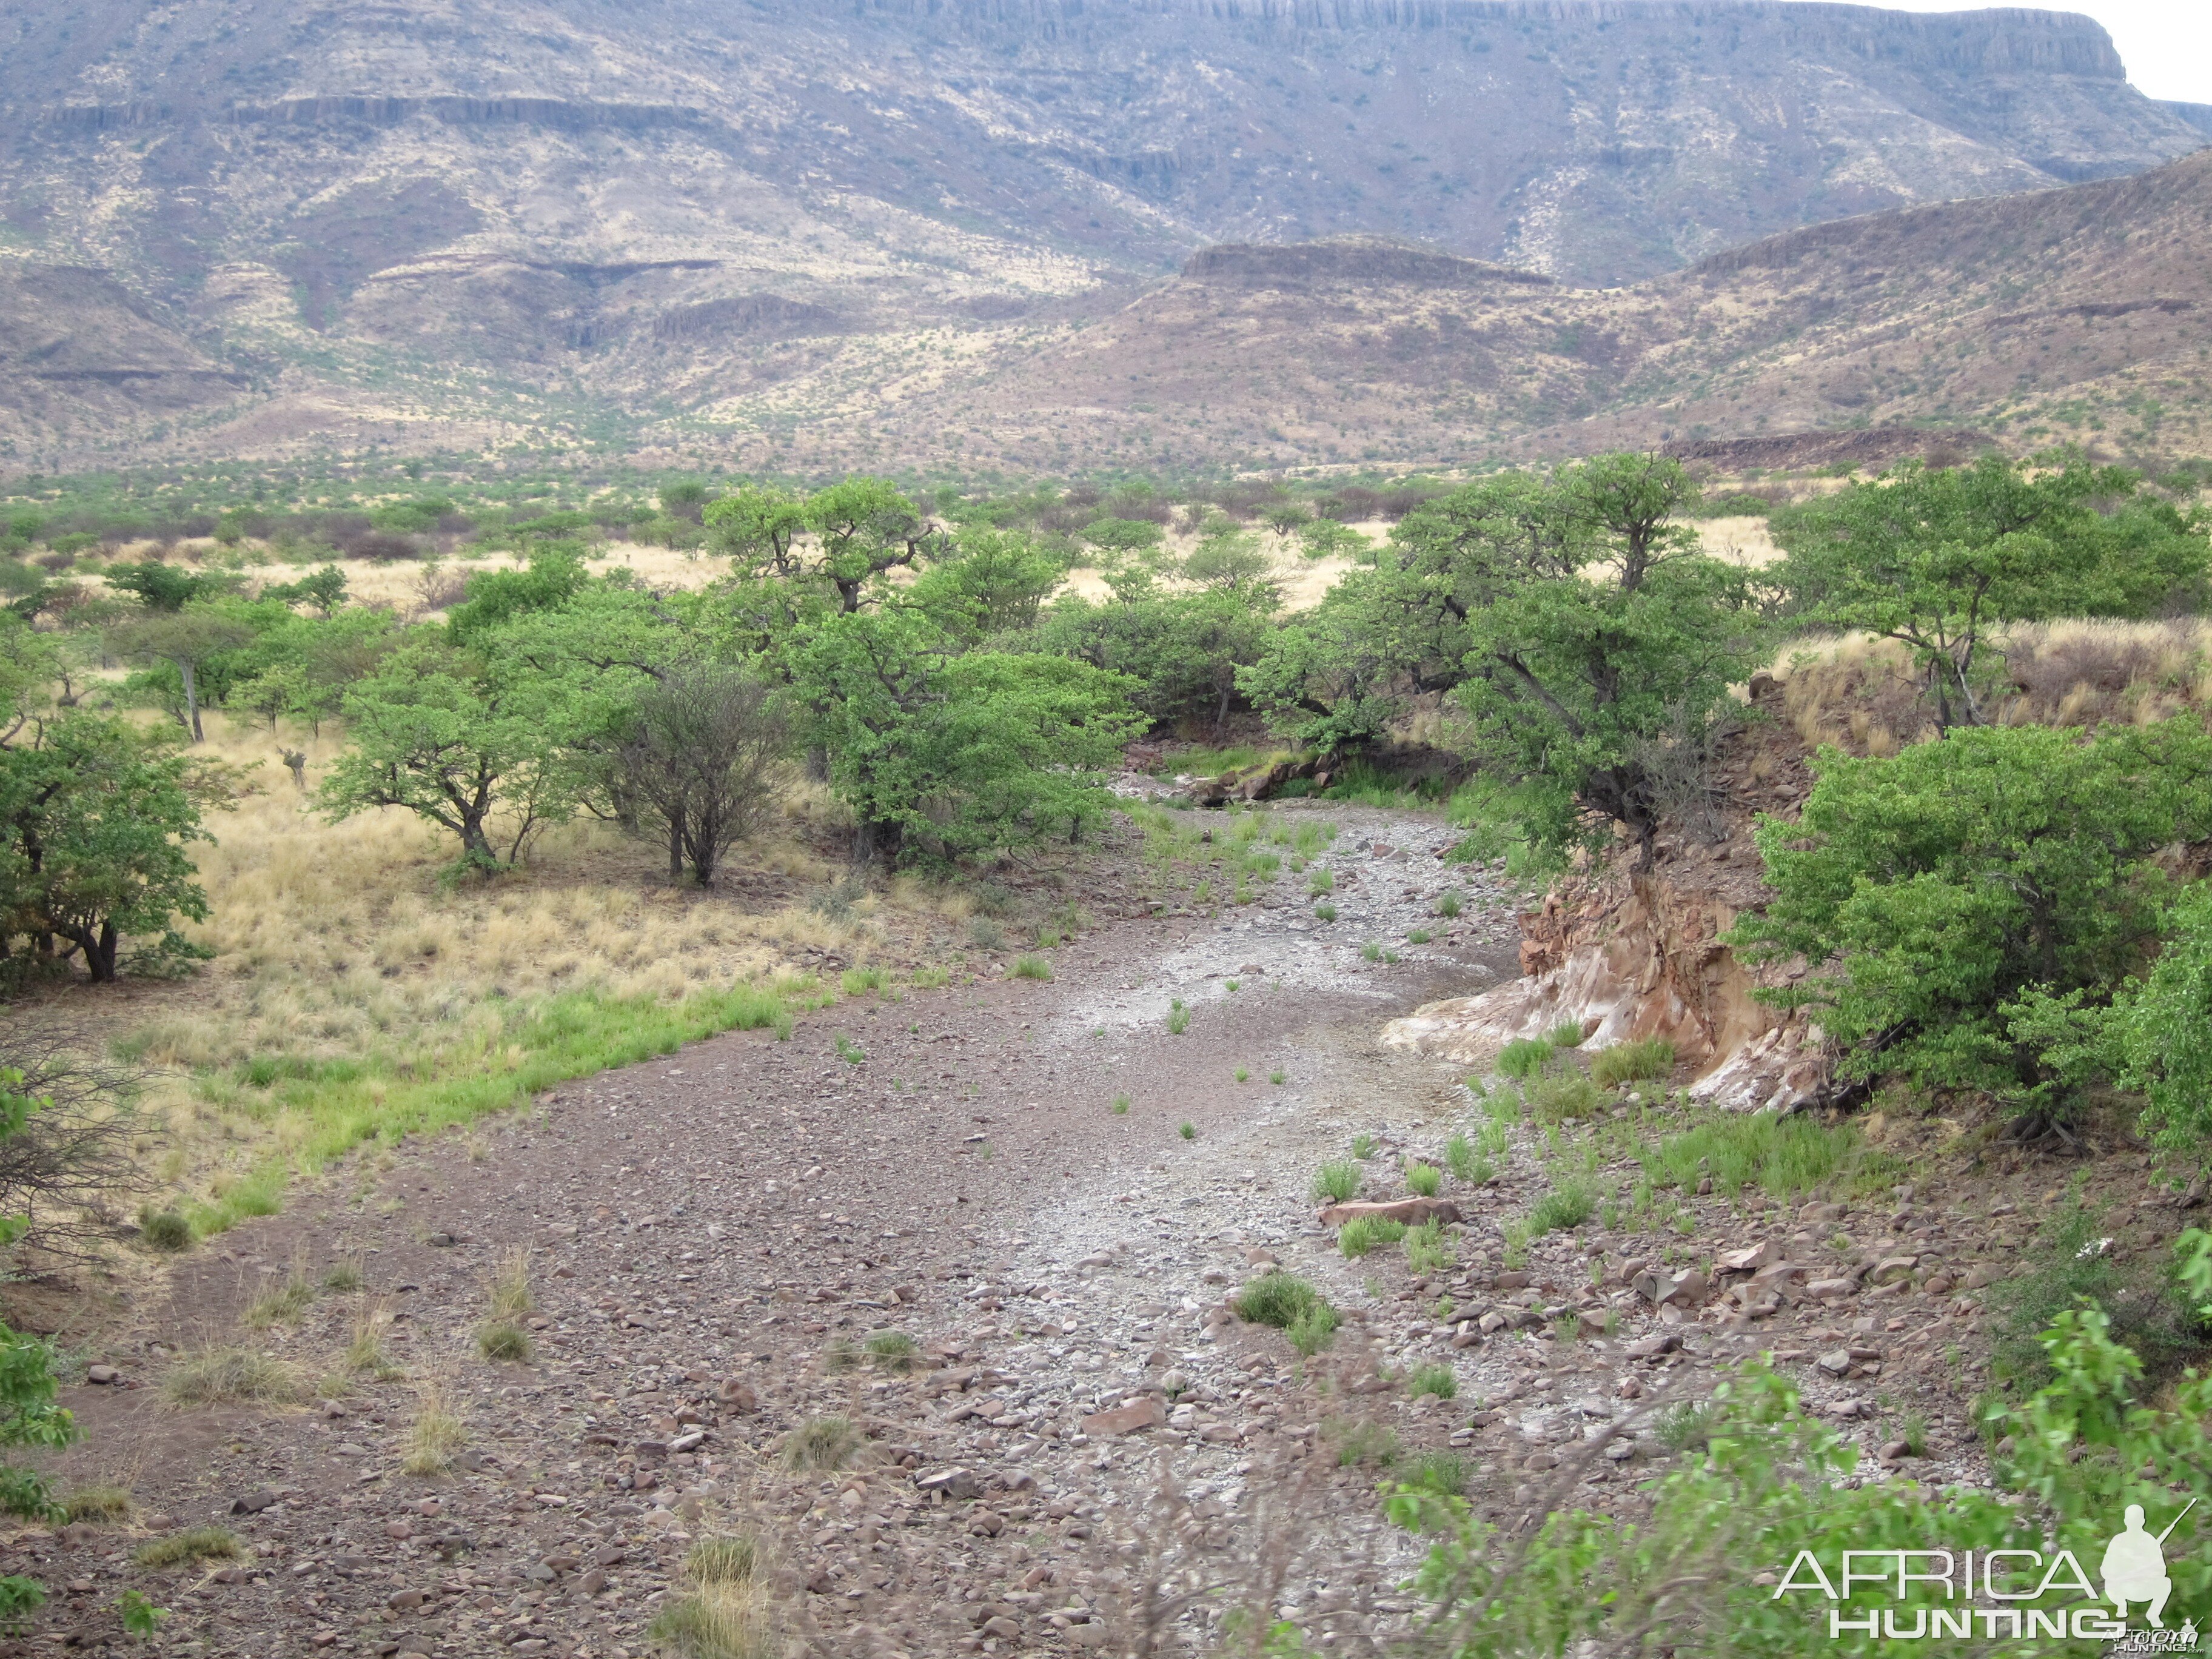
[2,799,2190,1659]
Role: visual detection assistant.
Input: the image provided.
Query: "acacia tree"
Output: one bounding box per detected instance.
[616,667,789,886]
[791,605,1142,861]
[318,639,590,871]
[1772,451,2208,731]
[0,714,211,982]
[107,605,260,742]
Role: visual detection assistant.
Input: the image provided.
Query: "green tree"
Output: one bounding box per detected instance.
[318,638,592,871]
[0,1070,76,1623]
[909,529,1065,642]
[0,716,212,982]
[793,607,1142,860]
[1461,455,1766,865]
[261,565,349,617]
[1731,721,2212,1119]
[1034,586,1274,736]
[806,478,945,613]
[104,561,236,612]
[107,603,264,742]
[2109,883,2212,1158]
[1772,451,2209,731]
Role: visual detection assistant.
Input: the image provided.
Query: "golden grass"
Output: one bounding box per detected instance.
[1763,620,2212,754]
[400,1377,468,1476]
[10,709,942,1233]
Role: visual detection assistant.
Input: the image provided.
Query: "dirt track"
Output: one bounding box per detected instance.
[4,802,2061,1658]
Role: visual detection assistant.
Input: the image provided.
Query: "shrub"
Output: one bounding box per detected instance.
[1011,954,1053,981]
[1312,1160,1360,1204]
[138,1208,190,1252]
[1178,1121,1197,1141]
[1287,1303,1341,1356]
[967,917,1005,950]
[911,965,951,990]
[1404,1159,1442,1198]
[1986,1207,2207,1390]
[1407,1362,1458,1401]
[1330,1419,1399,1468]
[1731,721,2212,1124]
[1314,902,1338,922]
[1528,1070,1604,1121]
[1352,1133,1378,1159]
[840,967,888,996]
[780,1416,863,1471]
[1308,867,1335,894]
[1497,1038,1551,1079]
[1167,999,1190,1035]
[865,1332,920,1372]
[1405,1219,1451,1273]
[134,1527,243,1569]
[161,1349,301,1408]
[1590,1037,1676,1088]
[1436,892,1463,919]
[1445,1133,1478,1181]
[1546,1019,1589,1048]
[477,1321,532,1362]
[1236,1270,1326,1329]
[1527,1179,1598,1236]
[1340,1216,1406,1258]
[1111,1094,1130,1114]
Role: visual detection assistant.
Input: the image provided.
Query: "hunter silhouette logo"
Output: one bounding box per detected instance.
[1772,1496,2200,1644]
[2105,1500,2196,1630]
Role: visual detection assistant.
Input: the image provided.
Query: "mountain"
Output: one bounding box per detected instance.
[0,0,2203,469]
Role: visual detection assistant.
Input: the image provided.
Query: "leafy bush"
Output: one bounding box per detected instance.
[1389,1312,2212,1659]
[1546,1019,1588,1049]
[1236,1271,1327,1329]
[1404,1159,1442,1198]
[1312,1160,1361,1204]
[1732,721,2212,1122]
[1590,1037,1675,1088]
[1986,1207,2207,1390]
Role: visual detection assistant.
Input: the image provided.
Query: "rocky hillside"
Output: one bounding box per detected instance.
[0,0,2204,468]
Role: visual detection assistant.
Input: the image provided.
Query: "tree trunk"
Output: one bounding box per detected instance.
[180,658,203,743]
[84,922,119,984]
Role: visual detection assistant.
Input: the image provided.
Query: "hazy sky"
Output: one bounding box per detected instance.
[1818,1,2211,106]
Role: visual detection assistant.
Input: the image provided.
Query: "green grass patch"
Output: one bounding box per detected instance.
[1590,1037,1676,1088]
[1527,1179,1599,1237]
[1011,954,1054,981]
[1638,1113,1885,1202]
[1445,1133,1478,1181]
[1546,1019,1589,1049]
[1404,1159,1442,1198]
[1339,1216,1407,1258]
[1497,1038,1552,1079]
[1407,1362,1457,1401]
[1235,1270,1326,1329]
[1312,1159,1360,1204]
[1167,999,1190,1035]
[840,967,889,996]
[1528,1070,1604,1121]
[1405,1218,1450,1273]
[181,980,803,1239]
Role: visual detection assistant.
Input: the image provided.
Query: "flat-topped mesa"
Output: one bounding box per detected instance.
[1182,242,1553,292]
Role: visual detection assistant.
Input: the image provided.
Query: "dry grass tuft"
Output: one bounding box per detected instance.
[1765,620,2212,755]
[400,1378,468,1476]
[161,1347,303,1409]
